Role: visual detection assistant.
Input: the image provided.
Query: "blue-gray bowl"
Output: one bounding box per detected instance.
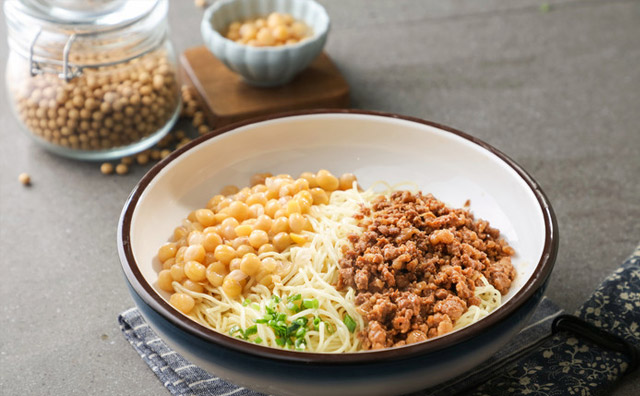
[118,110,559,396]
[201,0,330,87]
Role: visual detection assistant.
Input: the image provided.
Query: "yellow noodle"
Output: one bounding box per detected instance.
[453,276,502,330]
[173,183,504,352]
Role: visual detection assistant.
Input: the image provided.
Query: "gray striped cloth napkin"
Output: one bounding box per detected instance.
[118,244,640,396]
[119,306,256,396]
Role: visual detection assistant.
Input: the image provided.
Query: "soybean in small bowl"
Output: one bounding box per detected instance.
[201,0,330,87]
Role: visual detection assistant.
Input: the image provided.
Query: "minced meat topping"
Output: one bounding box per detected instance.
[337,191,516,350]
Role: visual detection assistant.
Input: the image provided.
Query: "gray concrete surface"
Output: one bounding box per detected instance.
[1,0,639,394]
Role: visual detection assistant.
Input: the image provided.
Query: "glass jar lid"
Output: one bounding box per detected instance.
[11,0,157,29]
[4,0,168,81]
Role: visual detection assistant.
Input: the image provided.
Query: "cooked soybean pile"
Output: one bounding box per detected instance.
[154,172,516,352]
[156,170,356,311]
[224,12,312,47]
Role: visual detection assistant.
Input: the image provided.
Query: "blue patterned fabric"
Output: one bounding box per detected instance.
[118,245,640,396]
[458,244,640,396]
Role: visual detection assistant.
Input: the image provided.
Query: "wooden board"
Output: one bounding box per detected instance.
[180,46,350,128]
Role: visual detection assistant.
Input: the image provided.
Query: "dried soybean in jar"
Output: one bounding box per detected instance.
[4,0,180,160]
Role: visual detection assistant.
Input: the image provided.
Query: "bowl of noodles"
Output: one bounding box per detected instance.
[118,109,558,396]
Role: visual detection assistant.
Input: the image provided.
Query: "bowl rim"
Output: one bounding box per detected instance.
[201,0,330,53]
[118,109,559,364]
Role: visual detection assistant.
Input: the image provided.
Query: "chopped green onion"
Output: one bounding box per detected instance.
[288,321,300,330]
[245,325,258,336]
[254,337,263,344]
[242,298,251,307]
[253,296,322,350]
[344,314,357,333]
[287,322,300,336]
[325,322,335,334]
[294,338,306,349]
[302,298,319,310]
[287,294,302,302]
[296,327,306,338]
[229,325,241,336]
[250,303,260,311]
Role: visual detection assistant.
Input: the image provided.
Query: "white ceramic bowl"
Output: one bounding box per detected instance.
[119,110,558,396]
[201,0,329,87]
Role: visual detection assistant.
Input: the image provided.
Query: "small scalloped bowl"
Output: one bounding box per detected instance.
[201,0,330,87]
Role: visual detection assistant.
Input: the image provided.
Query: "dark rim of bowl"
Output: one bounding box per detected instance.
[118,109,559,365]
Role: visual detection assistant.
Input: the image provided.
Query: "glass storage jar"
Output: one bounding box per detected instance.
[4,0,181,160]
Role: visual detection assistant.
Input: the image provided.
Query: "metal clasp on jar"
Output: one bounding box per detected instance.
[29,28,83,82]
